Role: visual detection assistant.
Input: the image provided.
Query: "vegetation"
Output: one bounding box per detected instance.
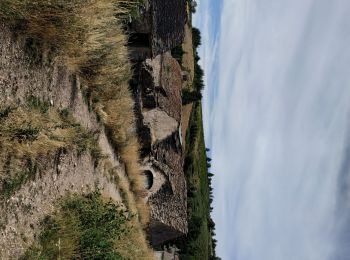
[172,102,218,259]
[182,27,205,105]
[171,45,185,64]
[0,0,150,225]
[192,27,202,48]
[0,1,153,257]
[182,88,203,105]
[22,191,152,259]
[0,98,101,199]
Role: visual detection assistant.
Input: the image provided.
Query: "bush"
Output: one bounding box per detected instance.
[192,27,202,48]
[23,192,130,259]
[182,89,202,105]
[171,45,185,64]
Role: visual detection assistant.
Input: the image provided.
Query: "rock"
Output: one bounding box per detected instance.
[134,51,188,245]
[143,108,178,144]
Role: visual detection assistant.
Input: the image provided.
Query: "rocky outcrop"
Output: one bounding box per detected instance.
[143,108,179,144]
[128,0,186,60]
[128,0,188,245]
[151,0,187,56]
[133,52,187,245]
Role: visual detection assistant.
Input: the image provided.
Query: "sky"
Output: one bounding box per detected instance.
[194,0,350,259]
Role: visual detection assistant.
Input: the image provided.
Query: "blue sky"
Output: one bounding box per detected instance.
[194,1,350,259]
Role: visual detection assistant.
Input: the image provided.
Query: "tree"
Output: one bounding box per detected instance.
[192,27,201,48]
[182,89,202,105]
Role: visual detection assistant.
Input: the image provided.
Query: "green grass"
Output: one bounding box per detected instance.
[171,102,214,260]
[22,192,131,259]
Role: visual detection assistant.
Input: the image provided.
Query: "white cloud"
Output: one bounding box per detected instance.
[196,0,350,259]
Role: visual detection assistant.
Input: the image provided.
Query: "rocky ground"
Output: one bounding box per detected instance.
[0,23,129,258]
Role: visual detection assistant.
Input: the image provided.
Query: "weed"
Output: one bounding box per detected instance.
[26,96,50,114]
[0,1,149,222]
[0,107,13,120]
[23,192,130,259]
[13,126,40,142]
[1,158,37,198]
[59,108,70,119]
[0,101,102,197]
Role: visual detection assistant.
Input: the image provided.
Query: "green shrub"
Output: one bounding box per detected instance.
[26,96,50,114]
[0,107,12,120]
[192,27,202,48]
[182,89,202,105]
[23,192,130,259]
[171,45,185,64]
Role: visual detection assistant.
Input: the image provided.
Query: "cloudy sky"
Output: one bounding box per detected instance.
[194,0,350,259]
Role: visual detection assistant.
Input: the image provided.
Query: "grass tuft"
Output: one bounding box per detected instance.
[0,101,101,198]
[23,191,154,260]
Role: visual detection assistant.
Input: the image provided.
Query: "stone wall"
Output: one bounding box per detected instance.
[151,0,187,56]
[128,0,186,58]
[133,52,188,245]
[128,1,188,244]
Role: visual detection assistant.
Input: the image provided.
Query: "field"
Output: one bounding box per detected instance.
[173,102,217,259]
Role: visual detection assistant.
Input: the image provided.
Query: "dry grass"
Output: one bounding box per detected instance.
[0,100,101,199]
[0,103,97,162]
[181,23,195,148]
[114,177,153,259]
[0,0,152,255]
[24,192,154,259]
[116,225,155,260]
[182,23,195,86]
[0,0,150,222]
[114,162,150,225]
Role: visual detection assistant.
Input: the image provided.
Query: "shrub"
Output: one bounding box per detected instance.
[182,89,202,105]
[171,45,185,64]
[192,27,202,48]
[23,192,129,259]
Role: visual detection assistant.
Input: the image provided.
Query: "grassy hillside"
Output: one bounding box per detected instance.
[0,0,153,258]
[171,3,219,257]
[173,102,218,260]
[23,192,132,259]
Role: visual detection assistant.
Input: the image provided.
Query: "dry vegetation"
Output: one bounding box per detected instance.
[0,0,152,257]
[23,192,153,260]
[182,24,195,85]
[0,98,101,198]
